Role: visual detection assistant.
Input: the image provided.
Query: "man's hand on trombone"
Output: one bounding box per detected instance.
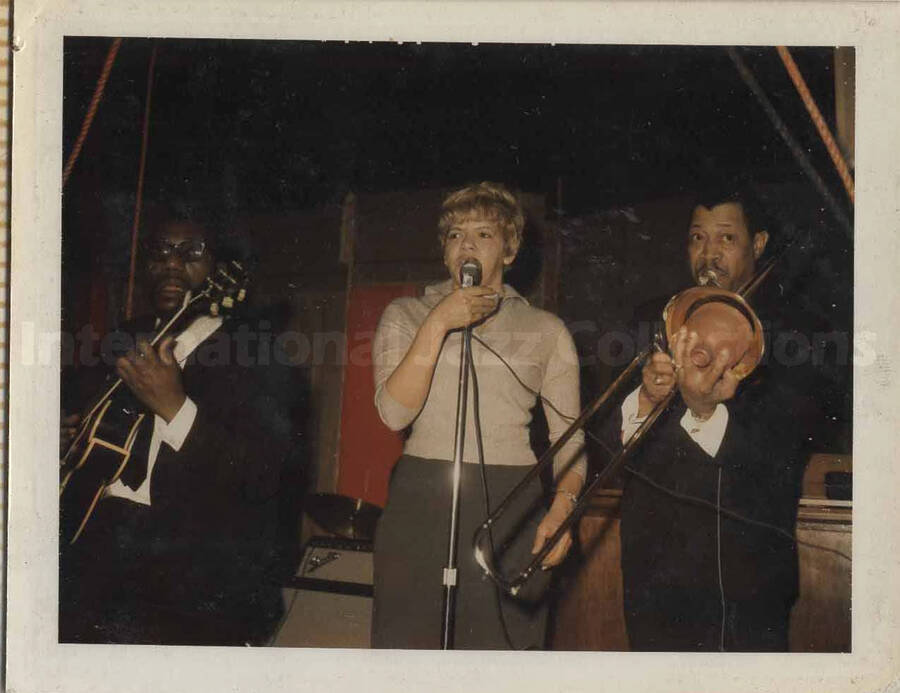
[671,327,740,419]
[637,326,741,420]
[638,351,677,417]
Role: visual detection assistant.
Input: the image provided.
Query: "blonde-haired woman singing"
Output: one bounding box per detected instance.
[372,182,586,649]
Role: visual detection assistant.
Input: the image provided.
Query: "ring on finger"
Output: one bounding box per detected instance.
[653,375,663,385]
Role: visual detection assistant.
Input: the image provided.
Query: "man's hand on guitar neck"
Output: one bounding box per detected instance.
[115,336,187,424]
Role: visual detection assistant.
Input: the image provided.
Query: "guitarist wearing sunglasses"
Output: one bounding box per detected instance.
[59,209,297,646]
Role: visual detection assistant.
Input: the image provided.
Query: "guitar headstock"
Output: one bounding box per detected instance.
[200,260,251,318]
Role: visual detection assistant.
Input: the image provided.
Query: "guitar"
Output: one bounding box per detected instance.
[59,260,250,545]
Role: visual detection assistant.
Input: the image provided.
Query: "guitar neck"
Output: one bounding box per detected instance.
[149,290,209,347]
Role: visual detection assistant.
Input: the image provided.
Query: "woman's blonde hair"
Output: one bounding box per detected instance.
[437,182,525,258]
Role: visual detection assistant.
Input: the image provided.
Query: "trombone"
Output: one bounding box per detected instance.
[473,252,781,597]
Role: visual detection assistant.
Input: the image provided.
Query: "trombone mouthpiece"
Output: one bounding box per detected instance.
[697,270,719,287]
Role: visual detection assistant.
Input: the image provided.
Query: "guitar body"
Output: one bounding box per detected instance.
[59,260,250,546]
[59,390,148,545]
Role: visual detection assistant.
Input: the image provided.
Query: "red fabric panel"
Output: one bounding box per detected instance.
[337,284,418,507]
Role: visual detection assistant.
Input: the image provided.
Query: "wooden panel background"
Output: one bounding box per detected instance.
[336,284,416,507]
[551,490,851,652]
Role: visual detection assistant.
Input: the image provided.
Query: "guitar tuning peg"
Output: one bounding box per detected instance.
[210,302,220,316]
[237,288,246,302]
[222,296,234,309]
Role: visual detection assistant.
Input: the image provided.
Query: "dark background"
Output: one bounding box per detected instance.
[62,40,845,214]
[61,39,853,453]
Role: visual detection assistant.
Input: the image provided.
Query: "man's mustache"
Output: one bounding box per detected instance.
[153,273,189,290]
[696,261,727,275]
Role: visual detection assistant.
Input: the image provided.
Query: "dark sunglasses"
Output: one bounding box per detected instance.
[145,239,208,262]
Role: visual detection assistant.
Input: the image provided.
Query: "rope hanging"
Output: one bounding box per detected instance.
[62,37,123,189]
[776,46,854,203]
[726,47,852,238]
[124,44,159,320]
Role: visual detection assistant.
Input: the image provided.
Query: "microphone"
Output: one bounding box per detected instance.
[460,259,482,288]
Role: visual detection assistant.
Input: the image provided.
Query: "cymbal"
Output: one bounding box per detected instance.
[304,493,382,541]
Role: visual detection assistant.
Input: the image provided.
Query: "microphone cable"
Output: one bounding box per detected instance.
[469,332,851,564]
[466,327,521,651]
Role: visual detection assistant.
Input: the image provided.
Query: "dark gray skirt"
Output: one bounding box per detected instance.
[373,455,551,650]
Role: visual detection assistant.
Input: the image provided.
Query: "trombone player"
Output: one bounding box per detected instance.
[614,186,812,651]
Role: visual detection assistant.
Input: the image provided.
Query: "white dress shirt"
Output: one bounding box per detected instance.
[105,314,223,505]
[620,385,729,458]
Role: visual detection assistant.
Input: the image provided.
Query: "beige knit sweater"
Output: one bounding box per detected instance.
[373,279,587,480]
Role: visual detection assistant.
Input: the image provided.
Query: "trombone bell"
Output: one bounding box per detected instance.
[663,286,764,380]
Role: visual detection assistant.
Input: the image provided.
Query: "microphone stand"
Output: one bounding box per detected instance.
[441,323,472,650]
[441,263,479,650]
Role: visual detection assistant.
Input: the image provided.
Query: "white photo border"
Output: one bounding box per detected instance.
[8,2,900,692]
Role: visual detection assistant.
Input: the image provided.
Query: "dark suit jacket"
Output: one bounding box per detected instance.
[618,374,807,599]
[60,315,306,645]
[594,291,814,650]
